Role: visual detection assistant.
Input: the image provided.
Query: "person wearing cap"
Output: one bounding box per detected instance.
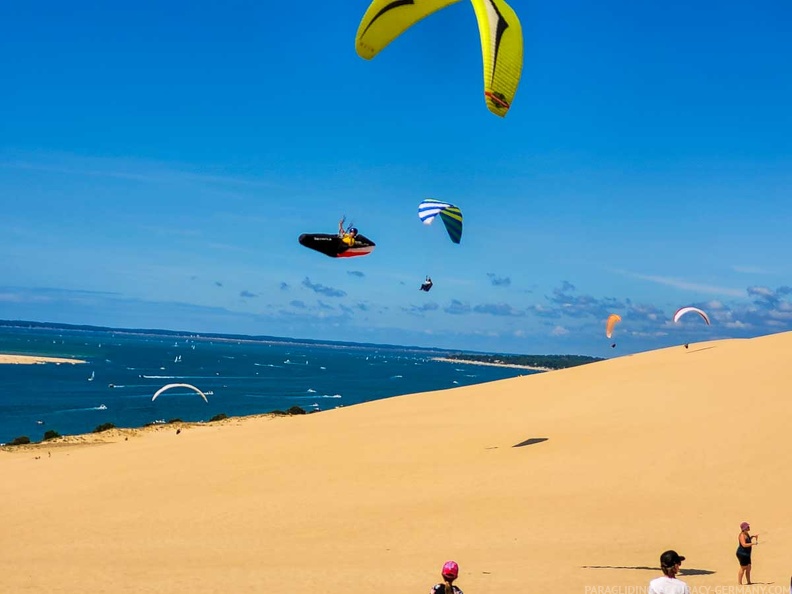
[737,521,759,584]
[338,217,359,247]
[648,550,690,594]
[431,560,463,594]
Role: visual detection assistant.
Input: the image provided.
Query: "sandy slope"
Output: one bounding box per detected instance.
[0,354,86,364]
[2,333,791,594]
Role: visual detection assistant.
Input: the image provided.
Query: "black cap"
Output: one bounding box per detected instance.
[660,550,686,568]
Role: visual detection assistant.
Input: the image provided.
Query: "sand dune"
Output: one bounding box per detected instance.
[2,333,791,594]
[0,354,86,364]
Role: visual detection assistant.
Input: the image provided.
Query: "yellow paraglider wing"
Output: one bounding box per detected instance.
[355,0,463,60]
[605,314,622,339]
[355,0,524,117]
[470,0,523,117]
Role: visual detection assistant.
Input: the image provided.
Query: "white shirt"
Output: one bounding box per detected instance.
[648,576,691,594]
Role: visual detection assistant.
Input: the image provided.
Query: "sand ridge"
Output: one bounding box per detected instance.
[0,353,86,364]
[1,333,791,593]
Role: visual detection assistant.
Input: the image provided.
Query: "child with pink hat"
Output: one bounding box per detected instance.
[430,560,463,594]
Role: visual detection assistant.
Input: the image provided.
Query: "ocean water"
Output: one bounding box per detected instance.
[0,326,535,443]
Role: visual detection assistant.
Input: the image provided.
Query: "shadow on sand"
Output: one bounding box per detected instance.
[512,437,548,448]
[686,346,717,354]
[582,566,716,576]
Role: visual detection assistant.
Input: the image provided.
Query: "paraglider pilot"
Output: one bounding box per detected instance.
[338,216,359,246]
[420,276,433,292]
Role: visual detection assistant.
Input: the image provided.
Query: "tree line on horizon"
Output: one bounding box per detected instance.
[445,353,603,370]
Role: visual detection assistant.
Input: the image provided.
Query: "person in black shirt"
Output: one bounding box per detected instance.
[737,521,759,584]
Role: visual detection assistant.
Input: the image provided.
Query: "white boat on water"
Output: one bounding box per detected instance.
[88,371,95,382]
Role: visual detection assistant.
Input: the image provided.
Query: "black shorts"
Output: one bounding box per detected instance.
[736,553,751,567]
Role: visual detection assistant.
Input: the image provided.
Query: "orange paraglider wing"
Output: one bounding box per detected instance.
[605,314,622,339]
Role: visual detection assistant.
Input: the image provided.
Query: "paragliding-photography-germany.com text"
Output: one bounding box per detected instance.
[584,586,787,594]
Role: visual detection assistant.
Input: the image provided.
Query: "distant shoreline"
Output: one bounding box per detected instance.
[431,357,551,372]
[0,354,86,365]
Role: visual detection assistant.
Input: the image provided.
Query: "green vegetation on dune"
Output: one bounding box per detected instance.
[445,353,603,370]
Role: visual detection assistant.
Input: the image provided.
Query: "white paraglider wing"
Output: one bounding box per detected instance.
[673,306,711,325]
[151,383,209,403]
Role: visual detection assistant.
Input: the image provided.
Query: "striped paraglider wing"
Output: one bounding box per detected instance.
[418,198,463,244]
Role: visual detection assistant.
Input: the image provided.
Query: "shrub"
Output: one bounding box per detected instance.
[270,406,307,416]
[8,436,31,446]
[93,423,116,433]
[42,430,61,441]
[208,413,228,422]
[166,418,183,424]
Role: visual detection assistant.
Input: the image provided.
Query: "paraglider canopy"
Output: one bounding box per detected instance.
[605,314,622,339]
[298,232,376,258]
[418,199,463,244]
[355,0,524,117]
[673,306,711,325]
[152,383,209,403]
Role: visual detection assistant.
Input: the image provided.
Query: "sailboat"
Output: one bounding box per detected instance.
[88,371,95,382]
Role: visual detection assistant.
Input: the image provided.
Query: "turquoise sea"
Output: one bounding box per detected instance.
[0,324,535,443]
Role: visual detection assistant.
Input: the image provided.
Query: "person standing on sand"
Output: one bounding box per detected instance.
[648,550,690,594]
[737,521,759,584]
[431,561,463,594]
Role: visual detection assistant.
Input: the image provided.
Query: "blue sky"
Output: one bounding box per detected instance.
[1,0,791,357]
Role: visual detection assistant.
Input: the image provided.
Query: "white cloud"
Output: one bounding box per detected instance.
[731,265,774,274]
[747,286,775,298]
[1,156,283,190]
[616,270,745,297]
[628,330,670,337]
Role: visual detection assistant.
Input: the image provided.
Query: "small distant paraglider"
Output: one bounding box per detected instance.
[152,383,209,403]
[674,307,710,349]
[416,201,460,293]
[606,313,622,348]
